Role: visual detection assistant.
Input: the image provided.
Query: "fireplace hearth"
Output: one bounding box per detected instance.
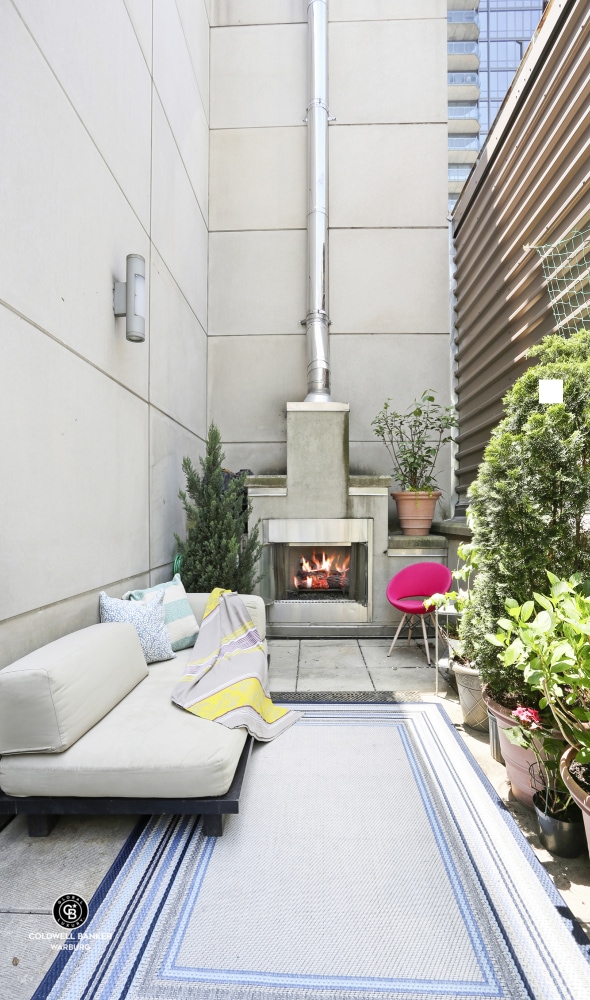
[259,517,372,624]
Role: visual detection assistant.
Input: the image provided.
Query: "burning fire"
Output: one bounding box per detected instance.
[293,550,350,591]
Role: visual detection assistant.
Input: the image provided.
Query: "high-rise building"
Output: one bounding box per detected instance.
[478,0,545,142]
[448,0,545,211]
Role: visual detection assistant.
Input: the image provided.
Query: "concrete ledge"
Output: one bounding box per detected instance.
[388,533,448,549]
[431,519,472,539]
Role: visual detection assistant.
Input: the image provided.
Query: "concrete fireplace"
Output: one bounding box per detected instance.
[248,402,447,637]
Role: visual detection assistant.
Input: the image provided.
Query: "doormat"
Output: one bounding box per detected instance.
[34,704,590,999]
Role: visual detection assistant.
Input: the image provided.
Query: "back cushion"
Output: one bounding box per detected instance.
[0,623,148,754]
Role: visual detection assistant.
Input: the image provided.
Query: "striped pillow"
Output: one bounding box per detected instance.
[123,574,199,651]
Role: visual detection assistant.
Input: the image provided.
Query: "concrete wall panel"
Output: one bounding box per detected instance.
[210,24,306,128]
[211,0,306,26]
[330,229,450,334]
[331,333,452,441]
[149,250,207,437]
[1,309,149,622]
[0,572,151,672]
[153,0,209,207]
[14,0,152,227]
[209,230,307,336]
[176,0,210,115]
[208,335,307,443]
[330,124,448,228]
[330,19,447,124]
[151,95,208,327]
[209,126,307,231]
[123,0,153,71]
[149,409,205,571]
[0,6,150,398]
[329,0,446,21]
[221,442,288,475]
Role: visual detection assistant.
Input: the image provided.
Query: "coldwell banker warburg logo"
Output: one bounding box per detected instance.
[53,894,89,929]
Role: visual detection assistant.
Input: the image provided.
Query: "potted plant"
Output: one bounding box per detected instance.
[175,423,263,593]
[460,330,590,771]
[372,390,457,536]
[504,707,585,857]
[429,543,490,733]
[487,574,590,815]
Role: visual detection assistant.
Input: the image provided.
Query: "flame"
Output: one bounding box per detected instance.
[294,549,350,590]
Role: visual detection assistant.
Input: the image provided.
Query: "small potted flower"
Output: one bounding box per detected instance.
[428,543,489,733]
[505,707,585,856]
[487,572,590,819]
[372,390,457,536]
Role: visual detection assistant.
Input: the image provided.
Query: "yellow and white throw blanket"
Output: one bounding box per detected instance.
[172,589,303,740]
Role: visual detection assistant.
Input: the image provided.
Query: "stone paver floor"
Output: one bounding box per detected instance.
[1,639,589,999]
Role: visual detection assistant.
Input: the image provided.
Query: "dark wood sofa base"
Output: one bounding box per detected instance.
[0,735,253,839]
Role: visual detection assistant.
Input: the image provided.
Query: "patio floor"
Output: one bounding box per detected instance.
[1,639,589,999]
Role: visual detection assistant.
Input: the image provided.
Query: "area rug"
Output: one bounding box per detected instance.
[34,704,590,1000]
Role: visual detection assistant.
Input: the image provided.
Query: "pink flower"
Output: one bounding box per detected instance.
[512,706,541,727]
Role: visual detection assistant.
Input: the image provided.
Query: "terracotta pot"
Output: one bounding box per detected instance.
[453,661,489,732]
[484,692,545,810]
[560,745,590,849]
[391,491,441,536]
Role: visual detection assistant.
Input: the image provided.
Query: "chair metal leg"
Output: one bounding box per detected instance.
[421,614,431,664]
[388,615,406,657]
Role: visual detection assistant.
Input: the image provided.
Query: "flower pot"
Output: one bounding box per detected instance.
[532,792,586,857]
[391,491,441,536]
[484,692,543,810]
[452,661,489,732]
[560,745,590,850]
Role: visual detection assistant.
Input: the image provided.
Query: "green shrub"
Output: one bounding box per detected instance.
[461,330,590,700]
[174,423,263,594]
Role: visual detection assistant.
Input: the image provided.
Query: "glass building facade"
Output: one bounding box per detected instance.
[447,0,545,211]
[478,0,545,142]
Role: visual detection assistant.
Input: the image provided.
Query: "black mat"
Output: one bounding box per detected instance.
[270,691,423,703]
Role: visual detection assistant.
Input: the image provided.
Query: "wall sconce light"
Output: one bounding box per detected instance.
[113,254,146,342]
[538,379,563,404]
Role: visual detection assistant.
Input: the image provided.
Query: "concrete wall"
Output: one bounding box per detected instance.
[0,0,210,666]
[207,0,451,527]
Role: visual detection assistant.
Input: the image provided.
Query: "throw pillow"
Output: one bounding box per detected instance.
[99,590,175,664]
[122,573,199,651]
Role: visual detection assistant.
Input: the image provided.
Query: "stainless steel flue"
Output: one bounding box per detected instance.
[304,0,332,402]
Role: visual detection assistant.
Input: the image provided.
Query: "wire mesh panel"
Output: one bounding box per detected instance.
[529,226,590,334]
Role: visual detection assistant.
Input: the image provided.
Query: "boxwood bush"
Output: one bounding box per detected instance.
[461,330,590,702]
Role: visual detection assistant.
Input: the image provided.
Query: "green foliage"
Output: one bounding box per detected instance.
[174,423,263,595]
[461,330,590,699]
[488,573,590,764]
[426,542,478,658]
[371,390,457,491]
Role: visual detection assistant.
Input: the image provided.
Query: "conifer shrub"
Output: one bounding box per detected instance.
[461,330,590,701]
[174,423,263,594]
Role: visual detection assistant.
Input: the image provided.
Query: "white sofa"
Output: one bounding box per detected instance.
[0,594,267,837]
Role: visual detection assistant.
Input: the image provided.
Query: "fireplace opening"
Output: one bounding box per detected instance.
[272,542,368,604]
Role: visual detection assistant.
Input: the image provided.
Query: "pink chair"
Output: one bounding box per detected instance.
[386,562,453,664]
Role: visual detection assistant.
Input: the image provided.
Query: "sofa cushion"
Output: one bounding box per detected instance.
[123,574,199,651]
[0,623,148,755]
[0,648,246,798]
[99,590,175,664]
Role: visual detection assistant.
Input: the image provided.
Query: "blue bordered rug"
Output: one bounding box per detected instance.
[34,704,590,999]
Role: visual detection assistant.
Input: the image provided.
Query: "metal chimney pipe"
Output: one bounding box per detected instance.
[304,0,332,402]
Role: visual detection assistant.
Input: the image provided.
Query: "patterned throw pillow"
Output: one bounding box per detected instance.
[99,590,175,664]
[122,574,199,652]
